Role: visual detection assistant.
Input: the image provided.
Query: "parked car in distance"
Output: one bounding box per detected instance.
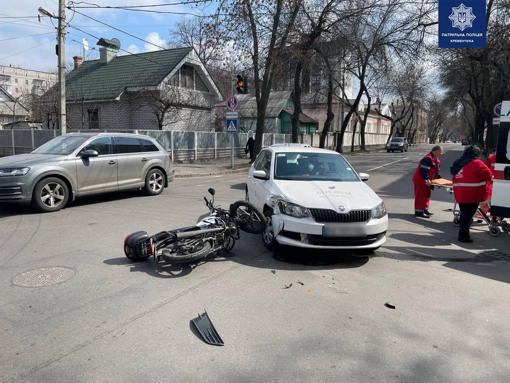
[0,133,174,212]
[245,144,388,254]
[386,137,408,152]
[461,139,469,145]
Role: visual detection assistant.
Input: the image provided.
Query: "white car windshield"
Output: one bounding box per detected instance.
[32,136,90,155]
[274,152,360,182]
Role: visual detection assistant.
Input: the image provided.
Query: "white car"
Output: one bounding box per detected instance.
[245,144,388,253]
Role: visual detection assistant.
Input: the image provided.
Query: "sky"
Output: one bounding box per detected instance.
[0,0,208,73]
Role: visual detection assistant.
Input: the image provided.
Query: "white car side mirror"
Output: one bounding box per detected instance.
[359,173,369,182]
[253,170,269,180]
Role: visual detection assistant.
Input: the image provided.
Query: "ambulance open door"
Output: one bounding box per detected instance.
[491,116,510,219]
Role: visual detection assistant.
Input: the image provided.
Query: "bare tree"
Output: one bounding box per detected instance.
[197,0,303,158]
[329,0,433,153]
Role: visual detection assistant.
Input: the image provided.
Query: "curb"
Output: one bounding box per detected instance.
[174,167,250,178]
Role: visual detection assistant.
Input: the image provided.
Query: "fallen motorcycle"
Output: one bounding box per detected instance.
[123,188,265,263]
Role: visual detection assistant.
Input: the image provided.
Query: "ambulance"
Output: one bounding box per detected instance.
[491,100,510,220]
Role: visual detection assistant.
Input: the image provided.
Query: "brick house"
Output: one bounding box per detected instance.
[42,39,222,131]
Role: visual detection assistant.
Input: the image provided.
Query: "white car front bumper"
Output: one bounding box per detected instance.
[271,214,388,250]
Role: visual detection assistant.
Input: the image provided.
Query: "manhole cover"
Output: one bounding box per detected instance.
[12,267,76,287]
[482,250,510,261]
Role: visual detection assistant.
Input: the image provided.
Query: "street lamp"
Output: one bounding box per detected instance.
[38,1,66,135]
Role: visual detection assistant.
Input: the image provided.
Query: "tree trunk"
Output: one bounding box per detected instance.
[320,68,334,149]
[291,60,304,143]
[350,119,358,152]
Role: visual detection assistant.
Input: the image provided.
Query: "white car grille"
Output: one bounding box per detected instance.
[308,208,372,223]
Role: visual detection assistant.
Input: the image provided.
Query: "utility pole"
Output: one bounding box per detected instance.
[57,0,66,135]
[38,1,66,135]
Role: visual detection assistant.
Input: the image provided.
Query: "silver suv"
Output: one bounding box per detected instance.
[0,133,174,212]
[386,137,408,152]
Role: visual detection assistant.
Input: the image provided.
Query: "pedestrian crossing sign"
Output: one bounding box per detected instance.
[226,119,238,133]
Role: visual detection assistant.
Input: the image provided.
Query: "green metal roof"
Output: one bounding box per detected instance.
[65,47,192,102]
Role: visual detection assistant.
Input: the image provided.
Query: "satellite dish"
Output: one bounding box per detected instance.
[82,38,89,51]
[111,38,121,50]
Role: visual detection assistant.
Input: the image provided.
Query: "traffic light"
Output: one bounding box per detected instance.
[236,74,248,94]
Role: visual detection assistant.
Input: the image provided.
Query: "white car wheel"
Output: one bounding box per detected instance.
[262,211,280,251]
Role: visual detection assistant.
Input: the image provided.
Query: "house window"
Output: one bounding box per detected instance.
[194,71,208,92]
[311,75,321,92]
[88,109,99,129]
[169,72,179,87]
[15,78,18,83]
[181,65,194,89]
[25,80,29,84]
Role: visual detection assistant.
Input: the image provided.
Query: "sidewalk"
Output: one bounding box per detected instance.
[173,157,253,178]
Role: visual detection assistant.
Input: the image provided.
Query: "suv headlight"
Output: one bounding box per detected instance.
[279,201,310,218]
[0,167,30,177]
[371,202,387,219]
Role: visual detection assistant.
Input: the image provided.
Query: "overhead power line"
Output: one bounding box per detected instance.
[69,1,203,8]
[69,8,167,51]
[0,32,55,42]
[0,40,54,62]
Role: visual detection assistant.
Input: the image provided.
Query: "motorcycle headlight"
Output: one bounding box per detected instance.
[371,202,387,219]
[0,167,30,177]
[279,201,310,218]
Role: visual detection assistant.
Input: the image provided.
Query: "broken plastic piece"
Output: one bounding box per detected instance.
[384,303,396,309]
[191,310,224,346]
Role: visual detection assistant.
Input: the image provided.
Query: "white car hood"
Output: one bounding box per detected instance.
[273,180,382,211]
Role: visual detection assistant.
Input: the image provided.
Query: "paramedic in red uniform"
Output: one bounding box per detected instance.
[450,145,492,243]
[412,146,443,217]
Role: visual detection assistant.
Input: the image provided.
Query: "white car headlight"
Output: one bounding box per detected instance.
[279,201,310,218]
[372,202,387,219]
[0,167,30,177]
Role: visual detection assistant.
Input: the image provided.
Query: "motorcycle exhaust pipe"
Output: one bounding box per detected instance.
[175,227,223,239]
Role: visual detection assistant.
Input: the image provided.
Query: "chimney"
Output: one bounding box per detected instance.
[99,47,118,64]
[97,38,121,65]
[73,56,83,69]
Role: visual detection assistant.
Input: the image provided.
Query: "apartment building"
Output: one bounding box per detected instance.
[0,65,57,99]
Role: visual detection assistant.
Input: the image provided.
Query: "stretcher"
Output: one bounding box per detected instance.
[430,179,510,237]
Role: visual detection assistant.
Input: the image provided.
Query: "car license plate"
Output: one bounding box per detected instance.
[322,224,366,237]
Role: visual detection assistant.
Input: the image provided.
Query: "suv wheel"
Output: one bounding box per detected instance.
[144,168,165,196]
[32,177,69,213]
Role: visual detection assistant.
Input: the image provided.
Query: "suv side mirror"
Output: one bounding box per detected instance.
[81,149,99,157]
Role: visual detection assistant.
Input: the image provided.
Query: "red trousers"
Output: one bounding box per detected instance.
[414,182,432,212]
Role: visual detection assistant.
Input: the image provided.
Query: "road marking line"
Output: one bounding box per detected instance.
[367,158,409,171]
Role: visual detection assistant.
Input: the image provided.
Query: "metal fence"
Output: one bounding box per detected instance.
[0,129,385,161]
[0,129,293,161]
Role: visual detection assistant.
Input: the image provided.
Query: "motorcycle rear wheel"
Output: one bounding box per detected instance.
[229,201,265,234]
[160,240,212,263]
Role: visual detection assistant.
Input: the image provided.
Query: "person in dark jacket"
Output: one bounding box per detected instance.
[412,145,443,217]
[450,145,492,243]
[246,133,255,161]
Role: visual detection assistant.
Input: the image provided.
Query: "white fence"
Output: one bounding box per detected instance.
[0,129,388,161]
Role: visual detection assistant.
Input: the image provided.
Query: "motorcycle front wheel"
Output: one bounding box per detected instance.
[229,201,265,234]
[160,239,212,263]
